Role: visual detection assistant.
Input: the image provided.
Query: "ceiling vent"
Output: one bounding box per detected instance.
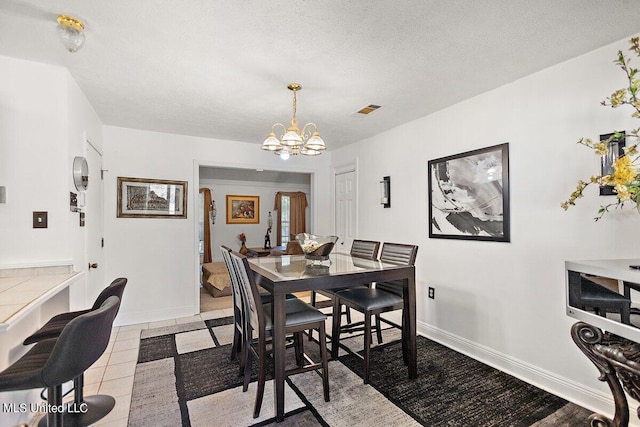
[349,104,381,117]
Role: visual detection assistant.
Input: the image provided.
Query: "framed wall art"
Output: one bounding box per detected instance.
[226,194,259,224]
[117,177,187,218]
[428,143,510,242]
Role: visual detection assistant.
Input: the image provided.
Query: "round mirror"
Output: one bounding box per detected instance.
[73,156,89,191]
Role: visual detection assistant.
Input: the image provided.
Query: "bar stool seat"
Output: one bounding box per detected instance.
[0,296,120,427]
[22,278,127,426]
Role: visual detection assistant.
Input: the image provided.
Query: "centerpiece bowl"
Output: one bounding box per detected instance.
[295,233,339,262]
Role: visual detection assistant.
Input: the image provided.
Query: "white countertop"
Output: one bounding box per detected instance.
[565,258,640,283]
[565,258,640,342]
[0,266,83,333]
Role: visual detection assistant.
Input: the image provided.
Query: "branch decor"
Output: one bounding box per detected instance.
[561,37,640,220]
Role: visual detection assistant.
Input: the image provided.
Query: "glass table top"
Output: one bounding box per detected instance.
[248,252,403,281]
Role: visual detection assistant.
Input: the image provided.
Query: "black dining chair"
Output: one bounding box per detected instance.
[220,245,247,364]
[333,242,418,384]
[0,296,120,427]
[230,251,330,418]
[220,245,298,368]
[308,239,381,340]
[22,277,127,426]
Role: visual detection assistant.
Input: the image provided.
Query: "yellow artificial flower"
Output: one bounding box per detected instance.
[593,142,608,156]
[610,89,626,107]
[615,184,631,201]
[611,156,636,185]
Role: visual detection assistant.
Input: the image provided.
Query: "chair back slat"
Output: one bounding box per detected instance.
[376,243,418,296]
[230,251,263,334]
[379,242,418,266]
[350,240,380,260]
[221,245,243,313]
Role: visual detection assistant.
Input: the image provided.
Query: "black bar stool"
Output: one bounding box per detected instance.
[22,277,127,426]
[0,296,120,427]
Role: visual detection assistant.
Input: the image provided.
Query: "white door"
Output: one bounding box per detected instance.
[86,142,104,303]
[335,170,356,253]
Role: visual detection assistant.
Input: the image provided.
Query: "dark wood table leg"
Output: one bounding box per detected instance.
[273,293,286,422]
[406,271,417,379]
[570,321,640,427]
[331,297,341,360]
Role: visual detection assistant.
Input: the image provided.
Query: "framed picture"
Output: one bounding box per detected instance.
[428,143,510,242]
[226,195,260,224]
[117,177,187,218]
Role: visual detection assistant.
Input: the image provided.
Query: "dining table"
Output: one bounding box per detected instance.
[248,252,417,422]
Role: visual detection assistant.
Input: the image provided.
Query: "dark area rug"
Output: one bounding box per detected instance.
[129,316,592,426]
[339,337,588,426]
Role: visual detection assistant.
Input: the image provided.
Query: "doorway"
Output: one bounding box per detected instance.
[197,166,312,313]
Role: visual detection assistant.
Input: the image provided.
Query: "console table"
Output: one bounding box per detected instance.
[566,259,640,427]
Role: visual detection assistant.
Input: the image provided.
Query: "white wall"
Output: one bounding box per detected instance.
[103,126,331,325]
[0,56,103,427]
[0,57,67,266]
[331,35,640,419]
[0,55,102,271]
[200,178,310,259]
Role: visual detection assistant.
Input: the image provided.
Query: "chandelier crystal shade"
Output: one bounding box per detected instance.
[261,83,326,159]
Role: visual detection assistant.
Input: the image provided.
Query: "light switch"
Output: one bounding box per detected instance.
[33,211,48,228]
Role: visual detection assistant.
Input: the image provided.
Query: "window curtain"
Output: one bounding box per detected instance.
[199,188,213,263]
[274,191,308,246]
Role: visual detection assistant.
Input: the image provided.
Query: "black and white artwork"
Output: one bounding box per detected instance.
[428,143,510,242]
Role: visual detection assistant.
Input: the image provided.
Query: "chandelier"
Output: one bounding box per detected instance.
[261,83,326,160]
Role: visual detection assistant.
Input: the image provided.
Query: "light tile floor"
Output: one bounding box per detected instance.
[30,306,234,427]
[30,292,377,426]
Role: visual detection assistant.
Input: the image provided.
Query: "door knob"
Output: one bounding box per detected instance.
[88,263,98,269]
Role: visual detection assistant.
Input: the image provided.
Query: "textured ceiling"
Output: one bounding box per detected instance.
[1,0,640,150]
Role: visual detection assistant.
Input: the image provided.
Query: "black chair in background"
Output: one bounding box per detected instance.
[230,251,330,418]
[308,239,381,340]
[333,242,418,384]
[568,274,631,324]
[0,296,121,427]
[22,277,127,426]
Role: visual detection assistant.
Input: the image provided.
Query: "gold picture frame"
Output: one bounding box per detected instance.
[117,177,188,218]
[226,195,259,224]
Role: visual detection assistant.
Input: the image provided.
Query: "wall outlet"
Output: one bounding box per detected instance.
[428,287,435,299]
[33,211,48,228]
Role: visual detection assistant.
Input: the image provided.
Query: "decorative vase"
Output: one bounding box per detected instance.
[239,242,248,255]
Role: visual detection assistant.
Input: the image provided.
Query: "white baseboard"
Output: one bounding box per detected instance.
[416,320,632,424]
[114,304,198,327]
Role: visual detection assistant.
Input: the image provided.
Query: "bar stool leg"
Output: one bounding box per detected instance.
[39,375,116,427]
[45,385,63,427]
